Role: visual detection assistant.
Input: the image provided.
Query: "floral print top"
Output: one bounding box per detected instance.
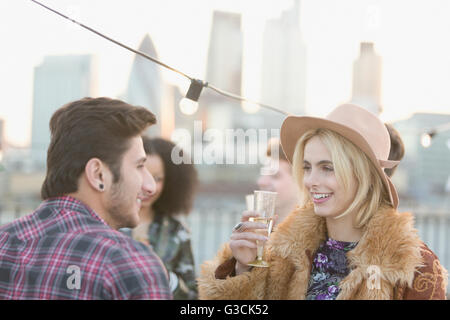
[306,238,358,300]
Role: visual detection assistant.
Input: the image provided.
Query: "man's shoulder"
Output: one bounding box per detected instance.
[91,229,163,267]
[98,230,171,299]
[79,227,148,253]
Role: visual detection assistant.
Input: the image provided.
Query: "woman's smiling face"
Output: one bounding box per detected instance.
[140,154,165,209]
[302,136,358,218]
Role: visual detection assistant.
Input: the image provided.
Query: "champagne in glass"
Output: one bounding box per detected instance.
[247,190,277,268]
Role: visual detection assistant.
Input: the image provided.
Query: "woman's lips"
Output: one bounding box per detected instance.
[140,194,156,204]
[311,193,333,204]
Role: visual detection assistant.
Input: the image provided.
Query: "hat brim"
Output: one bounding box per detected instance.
[280,116,399,209]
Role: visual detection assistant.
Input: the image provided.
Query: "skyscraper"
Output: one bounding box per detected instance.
[351,42,383,115]
[195,10,262,185]
[31,55,96,168]
[203,10,243,131]
[126,34,163,137]
[260,0,307,116]
[159,83,178,139]
[206,11,242,96]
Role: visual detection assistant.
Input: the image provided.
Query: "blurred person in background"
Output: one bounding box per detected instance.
[384,123,405,177]
[257,138,300,227]
[126,136,199,300]
[0,97,171,300]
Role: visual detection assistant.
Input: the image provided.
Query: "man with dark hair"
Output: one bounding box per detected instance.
[0,97,172,299]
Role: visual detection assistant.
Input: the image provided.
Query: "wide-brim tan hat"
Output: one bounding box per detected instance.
[280,103,400,209]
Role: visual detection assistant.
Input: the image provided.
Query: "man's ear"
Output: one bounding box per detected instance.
[85,158,106,192]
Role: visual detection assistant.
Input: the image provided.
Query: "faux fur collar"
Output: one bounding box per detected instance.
[269,204,424,299]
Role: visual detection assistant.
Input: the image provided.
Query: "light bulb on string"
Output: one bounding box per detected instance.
[420,123,450,148]
[179,79,204,115]
[420,131,434,148]
[242,101,260,114]
[179,98,199,115]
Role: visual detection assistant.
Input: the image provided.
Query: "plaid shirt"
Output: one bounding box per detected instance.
[123,214,198,299]
[0,196,172,300]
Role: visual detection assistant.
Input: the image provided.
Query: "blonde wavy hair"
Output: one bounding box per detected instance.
[292,128,391,228]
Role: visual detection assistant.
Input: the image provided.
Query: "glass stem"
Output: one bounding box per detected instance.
[256,240,263,261]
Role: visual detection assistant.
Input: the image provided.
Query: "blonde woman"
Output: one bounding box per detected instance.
[198,104,448,300]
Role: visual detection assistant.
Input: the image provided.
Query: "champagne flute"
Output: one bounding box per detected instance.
[247,190,277,268]
[245,194,254,211]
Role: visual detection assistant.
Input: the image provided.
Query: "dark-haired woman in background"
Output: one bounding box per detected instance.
[131,136,198,300]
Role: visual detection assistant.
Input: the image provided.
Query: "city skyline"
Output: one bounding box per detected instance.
[30,54,96,167]
[1,0,450,147]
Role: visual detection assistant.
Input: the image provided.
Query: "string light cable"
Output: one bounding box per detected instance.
[30,0,290,117]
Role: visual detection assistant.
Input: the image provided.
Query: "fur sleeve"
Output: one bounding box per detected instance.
[403,244,448,300]
[197,243,269,300]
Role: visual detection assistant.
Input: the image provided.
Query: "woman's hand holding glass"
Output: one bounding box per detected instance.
[230,210,269,275]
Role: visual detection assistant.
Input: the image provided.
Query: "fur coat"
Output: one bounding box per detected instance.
[198,205,448,300]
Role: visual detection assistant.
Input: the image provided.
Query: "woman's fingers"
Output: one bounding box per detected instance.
[241,210,260,222]
[230,239,258,250]
[233,220,268,233]
[230,231,268,242]
[230,210,270,264]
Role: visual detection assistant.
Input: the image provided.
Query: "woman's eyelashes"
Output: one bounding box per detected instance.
[303,165,334,173]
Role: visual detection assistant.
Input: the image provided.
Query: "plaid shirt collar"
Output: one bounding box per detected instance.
[38,195,110,228]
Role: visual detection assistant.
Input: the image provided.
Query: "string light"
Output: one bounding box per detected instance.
[242,101,261,114]
[420,122,450,148]
[179,79,204,115]
[30,0,290,117]
[420,131,434,148]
